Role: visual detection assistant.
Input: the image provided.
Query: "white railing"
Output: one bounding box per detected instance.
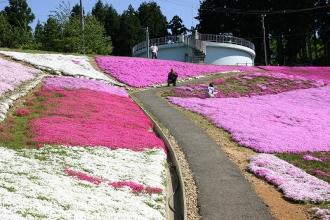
[132,35,185,54]
[199,34,255,51]
[132,33,255,55]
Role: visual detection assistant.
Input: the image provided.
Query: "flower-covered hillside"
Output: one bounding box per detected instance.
[0,57,41,96]
[0,56,168,219]
[165,72,325,99]
[258,66,330,84]
[168,85,330,154]
[95,56,259,87]
[0,51,123,86]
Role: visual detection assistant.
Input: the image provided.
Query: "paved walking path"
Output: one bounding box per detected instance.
[134,78,274,220]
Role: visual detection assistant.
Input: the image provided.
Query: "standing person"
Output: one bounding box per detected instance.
[167,68,178,86]
[205,83,218,98]
[150,42,158,59]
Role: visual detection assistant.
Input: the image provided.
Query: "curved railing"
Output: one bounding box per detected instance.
[199,34,255,51]
[132,34,255,55]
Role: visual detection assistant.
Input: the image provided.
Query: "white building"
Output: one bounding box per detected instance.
[132,31,256,66]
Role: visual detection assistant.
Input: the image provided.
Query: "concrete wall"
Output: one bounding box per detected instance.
[204,42,255,66]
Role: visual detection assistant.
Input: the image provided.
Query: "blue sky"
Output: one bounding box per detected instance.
[0,0,201,31]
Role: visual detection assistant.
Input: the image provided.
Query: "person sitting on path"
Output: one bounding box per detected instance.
[167,68,178,86]
[150,43,158,59]
[205,83,218,98]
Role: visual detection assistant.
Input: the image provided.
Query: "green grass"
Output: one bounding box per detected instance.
[0,90,54,150]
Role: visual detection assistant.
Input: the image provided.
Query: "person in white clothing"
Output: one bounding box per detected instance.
[205,83,218,98]
[150,43,158,59]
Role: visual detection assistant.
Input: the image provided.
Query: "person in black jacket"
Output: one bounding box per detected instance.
[167,68,178,86]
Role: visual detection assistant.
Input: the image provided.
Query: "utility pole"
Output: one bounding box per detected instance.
[80,0,85,50]
[146,27,149,58]
[261,14,268,65]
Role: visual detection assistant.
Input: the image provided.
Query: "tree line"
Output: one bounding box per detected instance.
[0,0,329,66]
[0,0,188,56]
[196,0,330,66]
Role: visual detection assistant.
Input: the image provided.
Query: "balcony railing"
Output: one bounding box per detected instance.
[132,34,255,55]
[199,34,255,51]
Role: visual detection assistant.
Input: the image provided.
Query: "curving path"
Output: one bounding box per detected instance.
[133,78,274,220]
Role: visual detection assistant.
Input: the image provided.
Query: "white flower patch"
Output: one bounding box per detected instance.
[0,51,123,87]
[0,145,167,219]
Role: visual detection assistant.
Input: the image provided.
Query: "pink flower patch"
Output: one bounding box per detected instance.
[16,109,31,116]
[64,167,163,195]
[29,89,166,153]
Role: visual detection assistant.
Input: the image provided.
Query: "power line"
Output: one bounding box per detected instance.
[200,5,330,15]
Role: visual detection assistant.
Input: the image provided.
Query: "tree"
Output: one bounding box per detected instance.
[63,15,113,54]
[91,1,120,55]
[91,0,107,23]
[4,0,35,31]
[41,17,63,52]
[39,1,112,54]
[136,1,168,39]
[118,5,144,56]
[167,15,188,35]
[33,20,44,49]
[71,4,83,18]
[0,10,34,49]
[104,5,121,55]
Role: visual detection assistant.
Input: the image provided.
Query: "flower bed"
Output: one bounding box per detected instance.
[0,145,166,219]
[167,72,324,98]
[258,66,330,84]
[42,77,128,97]
[0,53,168,219]
[248,154,330,203]
[0,57,40,96]
[0,51,120,85]
[168,85,330,153]
[28,88,165,152]
[95,56,258,87]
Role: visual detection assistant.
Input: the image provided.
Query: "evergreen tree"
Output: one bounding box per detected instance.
[4,0,35,31]
[71,3,84,18]
[136,1,168,39]
[63,15,113,54]
[118,5,144,56]
[91,1,121,55]
[91,0,107,23]
[104,5,121,55]
[167,15,188,35]
[41,17,63,52]
[33,20,44,49]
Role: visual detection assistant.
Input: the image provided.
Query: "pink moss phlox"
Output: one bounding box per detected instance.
[0,126,4,132]
[171,71,323,99]
[249,154,330,203]
[16,109,31,116]
[314,170,330,177]
[94,56,258,87]
[72,60,80,65]
[64,167,103,185]
[302,154,323,162]
[311,207,330,219]
[42,77,128,97]
[0,57,39,96]
[257,66,330,84]
[168,85,330,153]
[29,89,166,153]
[64,167,163,195]
[23,99,35,106]
[213,79,226,84]
[109,181,144,194]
